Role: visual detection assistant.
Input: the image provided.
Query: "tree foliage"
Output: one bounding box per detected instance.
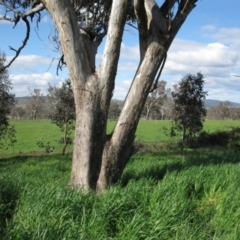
[0,50,15,140]
[171,73,207,150]
[47,79,75,155]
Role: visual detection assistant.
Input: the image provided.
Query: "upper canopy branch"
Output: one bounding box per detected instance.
[22,2,45,18]
[0,0,22,15]
[0,16,30,72]
[0,1,45,71]
[0,15,15,22]
[167,0,197,44]
[98,0,130,105]
[0,1,45,19]
[133,0,148,60]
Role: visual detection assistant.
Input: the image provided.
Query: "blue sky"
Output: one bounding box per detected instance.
[0,0,240,103]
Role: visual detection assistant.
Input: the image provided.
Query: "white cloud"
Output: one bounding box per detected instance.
[9,72,64,97]
[166,40,238,71]
[118,61,138,71]
[201,25,217,32]
[113,80,131,100]
[202,26,240,47]
[41,14,51,23]
[115,28,240,102]
[7,55,57,72]
[120,43,140,60]
[5,25,240,103]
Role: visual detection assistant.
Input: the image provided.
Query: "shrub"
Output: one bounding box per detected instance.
[185,127,240,149]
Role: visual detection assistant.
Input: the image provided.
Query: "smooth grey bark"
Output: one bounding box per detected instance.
[40,0,197,190]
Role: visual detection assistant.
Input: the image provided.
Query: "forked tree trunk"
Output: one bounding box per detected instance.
[41,0,197,191]
[97,43,166,190]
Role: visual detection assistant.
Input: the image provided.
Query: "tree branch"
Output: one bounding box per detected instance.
[0,15,15,22]
[56,54,66,75]
[0,1,22,15]
[0,1,45,18]
[133,0,148,60]
[167,0,197,44]
[0,16,30,72]
[160,0,178,17]
[98,0,129,108]
[0,1,45,71]
[22,3,45,18]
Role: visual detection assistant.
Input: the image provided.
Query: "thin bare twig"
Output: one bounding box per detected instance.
[57,55,66,75]
[0,17,30,72]
[0,2,45,71]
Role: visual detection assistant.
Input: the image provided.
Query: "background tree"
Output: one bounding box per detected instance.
[143,80,167,120]
[108,100,121,120]
[216,101,231,120]
[160,87,174,120]
[47,79,75,155]
[229,107,240,120]
[171,73,207,152]
[0,0,199,190]
[0,50,15,143]
[25,88,45,120]
[206,102,237,120]
[10,106,26,119]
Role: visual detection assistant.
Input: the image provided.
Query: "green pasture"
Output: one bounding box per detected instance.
[1,119,240,238]
[1,147,240,239]
[1,119,240,156]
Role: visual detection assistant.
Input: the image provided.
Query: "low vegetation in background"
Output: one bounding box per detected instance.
[47,79,75,155]
[186,127,240,150]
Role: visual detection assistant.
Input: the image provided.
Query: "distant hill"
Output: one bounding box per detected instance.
[204,99,240,108]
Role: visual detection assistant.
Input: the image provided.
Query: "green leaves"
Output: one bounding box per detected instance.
[0,50,15,146]
[171,72,207,150]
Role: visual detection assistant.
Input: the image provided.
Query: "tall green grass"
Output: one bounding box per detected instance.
[1,147,240,239]
[1,119,240,238]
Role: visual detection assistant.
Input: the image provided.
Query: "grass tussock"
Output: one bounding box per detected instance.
[0,147,240,239]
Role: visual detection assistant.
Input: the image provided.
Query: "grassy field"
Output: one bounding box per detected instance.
[1,119,240,156]
[1,119,240,239]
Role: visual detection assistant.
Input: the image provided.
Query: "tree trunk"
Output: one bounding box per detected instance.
[70,83,106,189]
[62,123,67,156]
[40,0,197,191]
[97,43,167,190]
[181,127,186,154]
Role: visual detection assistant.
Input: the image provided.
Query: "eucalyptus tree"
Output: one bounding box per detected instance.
[144,80,167,119]
[0,0,199,190]
[47,79,75,155]
[171,72,207,151]
[216,101,231,120]
[0,50,15,141]
[26,88,45,120]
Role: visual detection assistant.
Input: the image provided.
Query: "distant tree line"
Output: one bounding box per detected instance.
[206,101,240,120]
[10,82,239,122]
